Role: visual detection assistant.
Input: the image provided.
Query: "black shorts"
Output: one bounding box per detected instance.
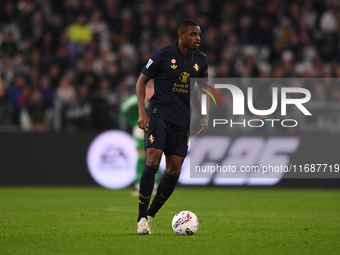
[145,117,189,157]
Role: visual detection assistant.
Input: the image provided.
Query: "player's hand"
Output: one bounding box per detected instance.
[137,112,149,131]
[196,116,208,135]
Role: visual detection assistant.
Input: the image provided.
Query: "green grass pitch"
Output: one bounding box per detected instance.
[0,187,339,255]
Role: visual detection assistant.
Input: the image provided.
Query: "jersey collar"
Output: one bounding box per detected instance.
[173,42,194,60]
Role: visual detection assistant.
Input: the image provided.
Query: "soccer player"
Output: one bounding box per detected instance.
[135,19,208,235]
[120,83,160,196]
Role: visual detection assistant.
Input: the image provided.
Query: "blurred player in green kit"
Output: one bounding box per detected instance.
[120,82,160,196]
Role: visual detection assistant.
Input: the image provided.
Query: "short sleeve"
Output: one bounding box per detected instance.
[199,56,208,78]
[141,50,162,79]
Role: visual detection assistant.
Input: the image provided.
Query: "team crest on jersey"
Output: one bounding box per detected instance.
[149,135,155,144]
[146,59,153,69]
[193,63,199,72]
[171,59,177,69]
[179,72,190,83]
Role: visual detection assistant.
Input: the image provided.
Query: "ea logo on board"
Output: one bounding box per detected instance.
[87,130,137,189]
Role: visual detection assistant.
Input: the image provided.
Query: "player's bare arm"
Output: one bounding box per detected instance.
[136,73,150,131]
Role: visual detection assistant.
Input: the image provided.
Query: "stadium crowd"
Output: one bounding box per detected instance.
[0,0,340,133]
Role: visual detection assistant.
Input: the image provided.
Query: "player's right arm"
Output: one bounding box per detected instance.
[137,50,161,131]
[136,73,150,131]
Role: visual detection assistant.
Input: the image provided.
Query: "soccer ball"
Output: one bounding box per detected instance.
[171,210,199,235]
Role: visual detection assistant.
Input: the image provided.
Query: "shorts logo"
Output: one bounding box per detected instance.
[146,59,153,69]
[193,63,199,72]
[153,108,157,114]
[149,135,155,144]
[179,72,190,83]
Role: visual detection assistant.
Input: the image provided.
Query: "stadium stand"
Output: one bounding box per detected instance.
[0,0,339,133]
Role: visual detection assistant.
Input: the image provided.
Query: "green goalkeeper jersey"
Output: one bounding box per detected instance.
[120,94,149,151]
[120,94,148,128]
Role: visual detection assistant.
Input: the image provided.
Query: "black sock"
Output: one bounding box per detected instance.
[138,165,157,222]
[147,172,178,218]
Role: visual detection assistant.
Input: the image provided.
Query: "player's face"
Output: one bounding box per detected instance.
[181,26,201,50]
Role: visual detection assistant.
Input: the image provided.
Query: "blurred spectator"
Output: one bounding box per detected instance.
[221,2,238,29]
[2,59,15,89]
[91,79,119,130]
[319,1,340,33]
[13,54,28,77]
[255,18,274,46]
[0,1,18,24]
[39,31,56,64]
[67,14,93,46]
[53,75,76,131]
[93,46,115,76]
[61,85,92,131]
[119,10,137,44]
[53,46,73,75]
[28,48,43,76]
[59,30,78,62]
[40,0,53,23]
[103,0,121,31]
[77,63,99,92]
[6,75,27,125]
[28,88,46,130]
[39,75,53,109]
[19,37,34,60]
[89,10,110,47]
[17,0,35,30]
[79,0,97,20]
[236,16,254,45]
[1,32,18,57]
[27,10,47,43]
[48,13,64,42]
[105,63,121,89]
[268,39,284,66]
[48,64,61,90]
[62,0,77,25]
[302,0,317,29]
[0,73,8,124]
[154,14,168,37]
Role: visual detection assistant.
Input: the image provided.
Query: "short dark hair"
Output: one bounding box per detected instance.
[178,19,199,33]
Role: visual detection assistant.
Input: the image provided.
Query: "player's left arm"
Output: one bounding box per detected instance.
[196,61,209,135]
